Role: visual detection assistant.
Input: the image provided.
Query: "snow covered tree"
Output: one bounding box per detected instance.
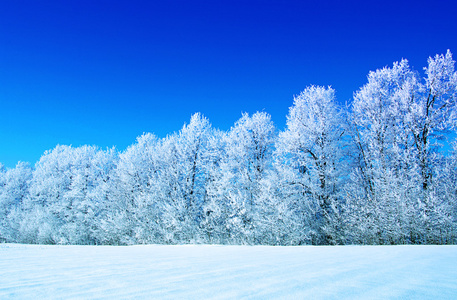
[61,146,117,245]
[345,59,418,244]
[434,142,457,244]
[406,51,457,243]
[83,148,118,244]
[22,145,117,244]
[345,50,457,244]
[158,113,213,243]
[102,133,163,245]
[410,50,457,192]
[0,162,32,242]
[199,129,228,244]
[211,112,275,244]
[2,51,456,246]
[22,145,74,243]
[275,86,345,245]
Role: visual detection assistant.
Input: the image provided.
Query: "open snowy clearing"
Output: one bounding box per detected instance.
[0,244,456,299]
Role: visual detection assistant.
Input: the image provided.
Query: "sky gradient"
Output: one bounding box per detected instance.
[1,0,457,168]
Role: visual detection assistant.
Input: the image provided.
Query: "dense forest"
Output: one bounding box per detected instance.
[1,51,456,245]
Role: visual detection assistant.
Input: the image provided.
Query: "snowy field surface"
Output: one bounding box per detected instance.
[0,244,456,299]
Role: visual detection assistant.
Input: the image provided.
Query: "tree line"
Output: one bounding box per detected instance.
[1,51,456,245]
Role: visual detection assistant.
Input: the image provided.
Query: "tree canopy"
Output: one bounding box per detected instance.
[1,51,456,245]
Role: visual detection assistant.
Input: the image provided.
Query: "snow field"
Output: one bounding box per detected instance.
[0,244,456,299]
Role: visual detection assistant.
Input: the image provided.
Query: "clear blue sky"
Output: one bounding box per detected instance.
[1,0,456,168]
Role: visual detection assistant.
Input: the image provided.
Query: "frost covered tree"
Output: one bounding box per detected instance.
[345,50,457,244]
[199,129,227,243]
[21,145,75,243]
[21,145,117,244]
[158,113,213,243]
[410,50,457,192]
[434,143,457,243]
[61,146,117,245]
[210,112,275,244]
[275,86,345,245]
[345,59,419,244]
[1,51,456,246]
[103,133,163,245]
[0,163,6,241]
[407,51,457,243]
[0,162,32,242]
[178,113,212,229]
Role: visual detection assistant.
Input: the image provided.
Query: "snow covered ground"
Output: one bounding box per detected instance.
[0,244,456,299]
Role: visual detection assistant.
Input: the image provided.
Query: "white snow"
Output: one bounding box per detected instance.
[0,244,456,299]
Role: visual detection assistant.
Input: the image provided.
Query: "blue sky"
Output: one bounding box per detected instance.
[1,0,456,168]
